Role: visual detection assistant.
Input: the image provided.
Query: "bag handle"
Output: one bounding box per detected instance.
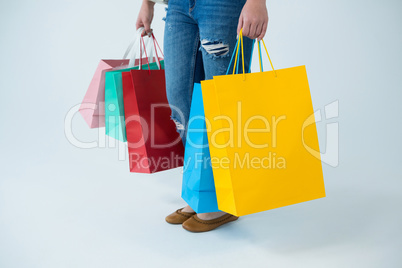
[226,37,255,75]
[140,36,151,74]
[257,37,277,77]
[151,33,164,69]
[123,28,164,69]
[123,27,145,59]
[229,28,277,79]
[147,33,164,70]
[142,32,164,68]
[233,28,246,79]
[138,33,164,72]
[127,27,153,68]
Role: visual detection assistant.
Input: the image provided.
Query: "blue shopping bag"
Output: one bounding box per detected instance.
[181,83,220,213]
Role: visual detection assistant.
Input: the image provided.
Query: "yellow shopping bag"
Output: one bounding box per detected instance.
[201,29,325,216]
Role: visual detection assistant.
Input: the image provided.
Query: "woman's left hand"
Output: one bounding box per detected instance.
[237,0,268,41]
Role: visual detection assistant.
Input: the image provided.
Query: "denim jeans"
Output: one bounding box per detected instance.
[163,0,253,146]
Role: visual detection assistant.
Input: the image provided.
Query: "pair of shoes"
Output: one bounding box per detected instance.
[182,213,239,233]
[165,207,196,224]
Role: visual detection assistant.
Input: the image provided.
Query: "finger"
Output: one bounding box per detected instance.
[144,22,152,36]
[242,19,250,37]
[249,22,257,39]
[136,20,148,37]
[136,20,144,30]
[254,23,262,40]
[141,29,147,37]
[257,22,267,41]
[258,21,268,41]
[237,14,243,35]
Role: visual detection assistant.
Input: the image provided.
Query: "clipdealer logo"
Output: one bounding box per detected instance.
[65,100,339,169]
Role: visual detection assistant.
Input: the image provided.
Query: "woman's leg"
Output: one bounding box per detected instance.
[195,0,253,80]
[164,0,205,215]
[192,0,254,220]
[164,0,205,146]
[164,0,253,222]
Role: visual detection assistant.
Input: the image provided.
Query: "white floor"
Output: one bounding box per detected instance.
[1,0,401,267]
[1,145,401,267]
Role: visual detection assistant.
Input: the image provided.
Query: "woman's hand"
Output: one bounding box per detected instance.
[136,0,155,36]
[237,0,268,41]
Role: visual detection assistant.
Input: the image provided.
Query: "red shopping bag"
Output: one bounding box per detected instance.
[122,68,184,173]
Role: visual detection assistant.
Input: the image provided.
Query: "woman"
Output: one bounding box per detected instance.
[136,0,268,232]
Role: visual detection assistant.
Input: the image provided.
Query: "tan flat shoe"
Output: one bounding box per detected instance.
[182,213,239,232]
[165,208,196,224]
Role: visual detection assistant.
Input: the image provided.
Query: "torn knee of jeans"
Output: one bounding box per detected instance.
[172,117,185,131]
[200,39,230,58]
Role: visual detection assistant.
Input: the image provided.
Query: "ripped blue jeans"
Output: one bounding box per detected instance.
[163,0,253,146]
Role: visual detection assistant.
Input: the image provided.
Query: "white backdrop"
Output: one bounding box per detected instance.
[1,0,401,267]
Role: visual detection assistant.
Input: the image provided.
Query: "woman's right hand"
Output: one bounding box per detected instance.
[136,0,155,36]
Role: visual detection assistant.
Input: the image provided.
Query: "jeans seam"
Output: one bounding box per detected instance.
[189,0,196,12]
[189,32,200,101]
[179,30,199,134]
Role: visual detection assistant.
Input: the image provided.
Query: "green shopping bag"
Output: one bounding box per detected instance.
[105,60,164,141]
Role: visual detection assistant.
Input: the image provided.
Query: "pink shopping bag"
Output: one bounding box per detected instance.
[79,27,158,128]
[79,59,129,128]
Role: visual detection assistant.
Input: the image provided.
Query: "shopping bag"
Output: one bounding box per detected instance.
[181,83,219,213]
[79,27,155,128]
[105,60,164,141]
[105,33,164,141]
[79,59,128,128]
[201,29,325,216]
[121,40,184,173]
[181,42,255,212]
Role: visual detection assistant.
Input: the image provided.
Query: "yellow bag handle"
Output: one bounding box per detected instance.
[260,38,277,77]
[233,29,245,76]
[233,28,277,78]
